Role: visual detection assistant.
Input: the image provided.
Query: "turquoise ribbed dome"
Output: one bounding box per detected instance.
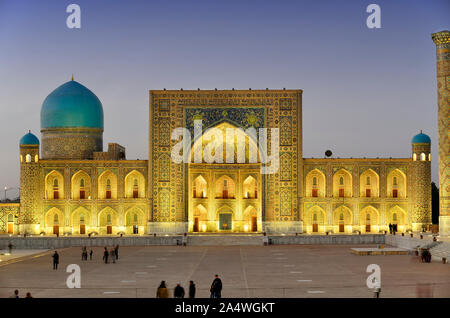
[41,80,104,129]
[20,131,39,145]
[412,132,431,144]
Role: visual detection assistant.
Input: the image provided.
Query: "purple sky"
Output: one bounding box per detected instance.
[0,0,448,198]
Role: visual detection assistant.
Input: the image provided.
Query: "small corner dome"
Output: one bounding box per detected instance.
[40,80,104,129]
[20,131,39,145]
[411,132,431,144]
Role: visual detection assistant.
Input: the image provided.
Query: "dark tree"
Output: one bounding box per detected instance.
[431,182,439,224]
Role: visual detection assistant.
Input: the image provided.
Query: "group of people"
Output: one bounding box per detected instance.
[388,223,398,234]
[9,289,33,298]
[51,245,120,270]
[156,274,223,298]
[102,245,119,264]
[81,246,93,260]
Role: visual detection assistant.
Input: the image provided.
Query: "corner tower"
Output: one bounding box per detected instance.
[40,79,104,159]
[19,131,41,234]
[432,30,450,235]
[411,132,432,231]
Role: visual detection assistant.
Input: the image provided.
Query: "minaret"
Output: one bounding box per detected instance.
[411,132,432,231]
[432,30,450,236]
[19,131,41,234]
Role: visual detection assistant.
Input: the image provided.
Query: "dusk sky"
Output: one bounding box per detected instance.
[0,0,448,198]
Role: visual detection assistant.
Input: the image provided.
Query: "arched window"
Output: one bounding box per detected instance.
[366,176,371,186]
[79,178,85,199]
[413,153,417,161]
[339,177,344,185]
[313,213,317,221]
[313,177,317,186]
[420,153,426,161]
[366,213,370,221]
[8,214,13,222]
[34,155,39,163]
[25,154,31,163]
[133,213,138,223]
[107,214,111,224]
[133,178,139,198]
[53,214,59,224]
[106,179,112,199]
[223,179,228,199]
[428,153,431,161]
[393,177,397,186]
[53,179,59,199]
[80,214,85,224]
[393,213,397,222]
[339,213,344,221]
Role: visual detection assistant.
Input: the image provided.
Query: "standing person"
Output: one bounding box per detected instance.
[8,242,13,254]
[9,290,19,298]
[110,248,116,264]
[174,283,185,298]
[156,281,169,298]
[189,281,196,298]
[25,292,33,298]
[52,251,59,270]
[89,249,93,260]
[115,245,119,260]
[210,274,222,298]
[389,223,392,234]
[103,247,109,264]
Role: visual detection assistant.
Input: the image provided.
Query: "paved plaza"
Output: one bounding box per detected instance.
[0,244,449,298]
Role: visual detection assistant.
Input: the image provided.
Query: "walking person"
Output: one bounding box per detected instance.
[52,251,59,270]
[103,247,109,264]
[9,290,19,298]
[110,248,116,263]
[388,223,392,234]
[89,249,93,260]
[189,281,196,298]
[174,283,185,298]
[81,246,87,261]
[156,281,169,298]
[8,242,13,254]
[210,274,222,298]
[115,245,119,260]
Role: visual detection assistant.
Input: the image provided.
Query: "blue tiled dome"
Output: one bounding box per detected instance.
[411,132,431,144]
[20,131,39,145]
[41,80,104,129]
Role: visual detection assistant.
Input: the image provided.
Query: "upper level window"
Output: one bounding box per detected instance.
[313,177,317,186]
[133,178,139,198]
[393,177,397,186]
[53,214,59,224]
[339,177,344,186]
[106,179,112,199]
[420,153,426,161]
[366,176,371,186]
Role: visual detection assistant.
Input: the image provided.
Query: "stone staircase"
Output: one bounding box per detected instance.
[187,235,263,246]
[429,241,450,263]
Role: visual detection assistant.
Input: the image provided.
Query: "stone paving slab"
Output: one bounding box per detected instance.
[0,245,449,298]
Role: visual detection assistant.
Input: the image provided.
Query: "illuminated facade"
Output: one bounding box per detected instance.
[0,80,433,235]
[432,30,450,236]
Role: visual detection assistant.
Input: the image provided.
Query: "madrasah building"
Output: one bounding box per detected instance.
[0,30,448,237]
